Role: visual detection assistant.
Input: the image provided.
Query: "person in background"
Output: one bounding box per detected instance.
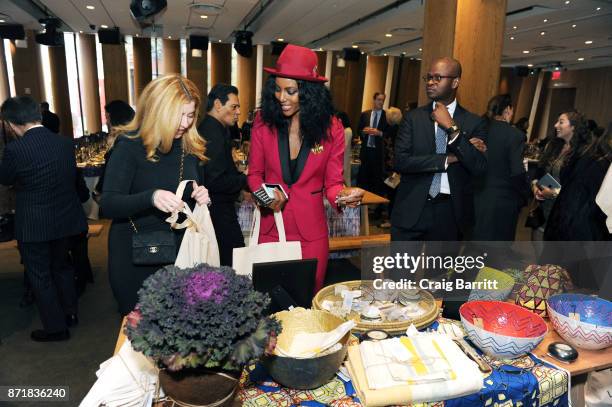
[100,75,210,316]
[514,116,529,141]
[531,110,592,240]
[241,110,255,143]
[249,44,364,292]
[336,111,353,186]
[40,101,60,134]
[1,96,87,341]
[473,94,528,240]
[198,83,246,267]
[357,92,388,197]
[380,106,403,228]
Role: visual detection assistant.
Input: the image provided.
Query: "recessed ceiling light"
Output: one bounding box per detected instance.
[218,40,222,42]
[572,24,577,28]
[383,53,387,56]
[523,50,530,54]
[401,52,406,55]
[79,30,83,33]
[565,0,570,4]
[510,36,515,40]
[86,5,95,10]
[385,33,392,37]
[277,38,284,42]
[577,57,584,61]
[352,45,358,48]
[0,19,5,23]
[136,34,139,37]
[596,7,601,11]
[585,40,593,44]
[543,19,548,23]
[540,31,546,36]
[527,64,533,67]
[418,48,422,51]
[513,26,517,30]
[101,25,108,29]
[168,36,172,39]
[200,15,208,19]
[555,66,560,71]
[361,51,364,54]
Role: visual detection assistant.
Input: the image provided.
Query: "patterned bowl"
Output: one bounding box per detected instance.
[460,300,548,359]
[547,294,612,350]
[468,267,516,302]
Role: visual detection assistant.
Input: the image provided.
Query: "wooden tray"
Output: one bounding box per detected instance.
[312,280,439,334]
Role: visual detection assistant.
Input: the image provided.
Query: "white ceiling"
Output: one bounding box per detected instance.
[1,0,611,70]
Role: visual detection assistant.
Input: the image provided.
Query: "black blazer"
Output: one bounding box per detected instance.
[391,103,488,233]
[0,126,87,242]
[198,115,247,203]
[358,109,389,159]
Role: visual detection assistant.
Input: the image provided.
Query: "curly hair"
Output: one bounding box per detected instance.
[260,75,335,146]
[539,109,592,171]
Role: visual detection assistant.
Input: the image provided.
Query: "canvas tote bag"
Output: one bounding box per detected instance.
[232,207,302,276]
[166,180,220,268]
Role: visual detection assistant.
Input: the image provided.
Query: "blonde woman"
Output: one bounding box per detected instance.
[100,75,209,315]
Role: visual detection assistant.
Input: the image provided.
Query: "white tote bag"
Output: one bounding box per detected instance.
[232,207,302,276]
[166,180,220,268]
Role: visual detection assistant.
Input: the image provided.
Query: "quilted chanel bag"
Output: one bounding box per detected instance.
[131,227,177,265]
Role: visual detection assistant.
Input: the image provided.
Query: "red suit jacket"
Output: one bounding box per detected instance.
[247,115,345,241]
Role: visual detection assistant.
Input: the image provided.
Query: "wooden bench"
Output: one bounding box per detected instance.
[0,224,104,250]
[329,233,390,251]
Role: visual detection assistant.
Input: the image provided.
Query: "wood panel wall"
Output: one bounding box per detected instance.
[331,51,367,131]
[132,37,152,100]
[162,39,181,75]
[11,31,44,101]
[361,56,387,111]
[78,34,101,133]
[210,43,231,86]
[237,47,257,126]
[101,43,129,104]
[47,45,74,137]
[392,58,421,111]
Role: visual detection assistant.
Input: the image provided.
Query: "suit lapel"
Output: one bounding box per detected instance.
[293,139,311,184]
[424,103,436,151]
[453,104,467,130]
[277,127,292,185]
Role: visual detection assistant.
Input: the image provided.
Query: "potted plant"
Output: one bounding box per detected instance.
[125,264,281,406]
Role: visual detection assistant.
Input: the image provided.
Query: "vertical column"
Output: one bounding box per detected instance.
[47,45,74,137]
[361,55,387,111]
[186,40,208,117]
[325,50,333,89]
[419,0,507,114]
[162,39,180,75]
[101,43,129,103]
[237,47,256,126]
[255,44,264,107]
[0,40,11,101]
[132,37,152,100]
[383,56,396,109]
[331,51,366,130]
[78,33,101,133]
[210,42,231,86]
[11,30,44,100]
[393,59,421,111]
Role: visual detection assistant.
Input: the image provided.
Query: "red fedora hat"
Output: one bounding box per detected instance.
[264,44,328,83]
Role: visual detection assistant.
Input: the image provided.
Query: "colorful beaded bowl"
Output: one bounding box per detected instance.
[547,294,612,350]
[460,300,548,359]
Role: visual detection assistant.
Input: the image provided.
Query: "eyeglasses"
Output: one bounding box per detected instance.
[422,74,457,83]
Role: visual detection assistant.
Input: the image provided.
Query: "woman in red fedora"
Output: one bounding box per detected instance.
[248,44,364,292]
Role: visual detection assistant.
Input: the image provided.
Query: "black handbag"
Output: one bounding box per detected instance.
[524,199,545,229]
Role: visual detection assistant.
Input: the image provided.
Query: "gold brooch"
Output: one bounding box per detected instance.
[311,143,324,154]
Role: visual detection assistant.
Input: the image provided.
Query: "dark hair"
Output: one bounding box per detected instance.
[40,101,49,110]
[260,75,335,145]
[373,92,385,100]
[104,100,135,127]
[586,122,612,162]
[206,83,238,112]
[515,117,529,132]
[1,96,42,125]
[485,94,512,120]
[540,109,591,170]
[336,111,351,129]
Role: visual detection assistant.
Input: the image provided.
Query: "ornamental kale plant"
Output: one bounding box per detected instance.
[125,264,281,372]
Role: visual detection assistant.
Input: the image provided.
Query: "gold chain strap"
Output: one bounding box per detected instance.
[129,146,185,233]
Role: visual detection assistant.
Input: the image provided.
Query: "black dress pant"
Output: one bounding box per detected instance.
[391,195,460,241]
[358,147,384,196]
[209,201,245,267]
[19,236,77,333]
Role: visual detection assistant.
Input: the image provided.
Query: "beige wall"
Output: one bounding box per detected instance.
[361,56,388,111]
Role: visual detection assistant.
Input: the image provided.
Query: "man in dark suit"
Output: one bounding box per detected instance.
[198,84,246,267]
[392,57,487,241]
[357,92,388,196]
[0,96,87,341]
[40,101,60,134]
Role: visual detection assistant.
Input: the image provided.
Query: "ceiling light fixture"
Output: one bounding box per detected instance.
[218,39,222,42]
[513,26,517,29]
[540,31,546,36]
[577,57,584,61]
[572,24,576,28]
[86,5,95,10]
[510,36,515,40]
[200,15,208,19]
[352,45,358,48]
[523,50,530,54]
[565,0,570,4]
[383,53,387,56]
[543,19,548,23]
[0,19,5,23]
[385,33,392,37]
[585,40,593,44]
[101,25,108,29]
[277,38,284,42]
[555,66,560,71]
[168,36,171,39]
[596,7,601,11]
[418,48,422,51]
[527,64,533,67]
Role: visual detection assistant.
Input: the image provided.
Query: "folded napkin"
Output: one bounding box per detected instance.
[80,340,160,407]
[275,320,356,358]
[346,334,483,406]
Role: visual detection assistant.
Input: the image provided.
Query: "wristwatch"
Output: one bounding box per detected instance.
[445,123,460,136]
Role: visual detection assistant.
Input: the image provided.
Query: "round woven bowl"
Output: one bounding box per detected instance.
[312,280,439,333]
[547,294,612,350]
[262,308,350,389]
[460,300,548,359]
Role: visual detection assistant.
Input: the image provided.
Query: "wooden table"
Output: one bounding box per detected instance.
[0,223,104,250]
[360,190,389,235]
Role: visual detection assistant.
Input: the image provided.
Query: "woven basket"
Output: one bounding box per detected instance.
[312,280,439,334]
